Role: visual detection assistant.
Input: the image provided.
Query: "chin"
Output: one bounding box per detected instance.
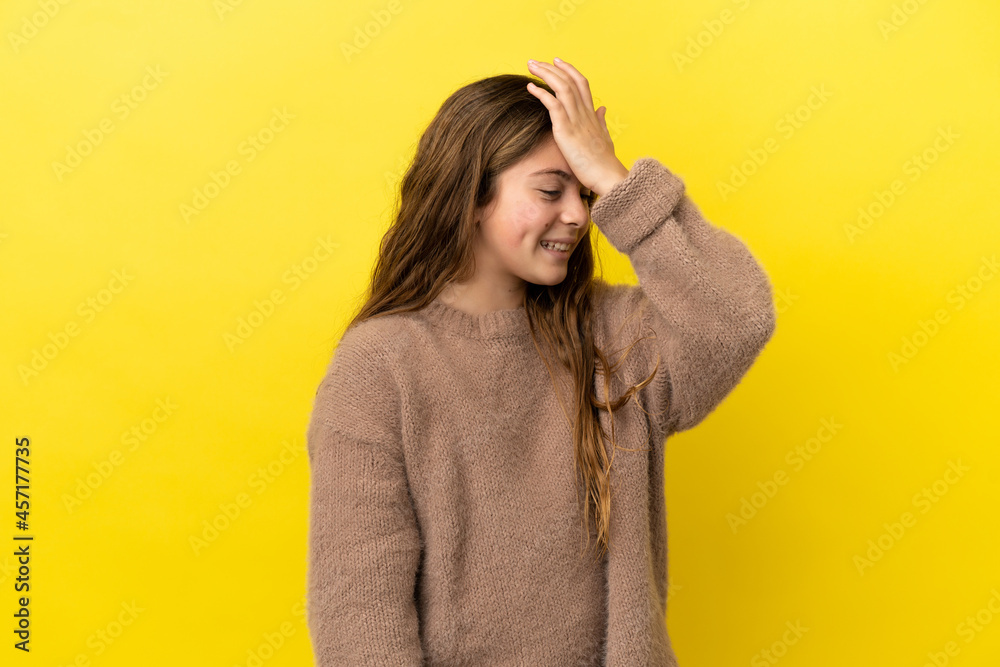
[531,273,567,286]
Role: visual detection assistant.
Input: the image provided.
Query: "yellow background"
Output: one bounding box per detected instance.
[2,0,998,665]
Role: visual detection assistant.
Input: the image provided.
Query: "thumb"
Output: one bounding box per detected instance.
[597,106,609,134]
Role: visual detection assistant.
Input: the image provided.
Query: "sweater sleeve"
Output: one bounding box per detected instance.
[305,324,424,666]
[589,157,777,436]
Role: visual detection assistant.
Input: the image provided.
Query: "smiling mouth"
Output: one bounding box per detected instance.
[539,240,571,252]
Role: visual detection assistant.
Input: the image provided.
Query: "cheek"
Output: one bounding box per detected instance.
[505,200,544,249]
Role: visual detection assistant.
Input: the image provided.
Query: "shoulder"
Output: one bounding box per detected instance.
[309,315,410,449]
[324,309,420,378]
[332,315,400,362]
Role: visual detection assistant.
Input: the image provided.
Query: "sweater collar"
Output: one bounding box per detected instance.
[421,293,530,339]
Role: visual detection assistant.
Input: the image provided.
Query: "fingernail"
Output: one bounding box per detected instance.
[554,57,562,63]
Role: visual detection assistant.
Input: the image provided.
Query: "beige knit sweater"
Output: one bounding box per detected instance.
[306,157,777,666]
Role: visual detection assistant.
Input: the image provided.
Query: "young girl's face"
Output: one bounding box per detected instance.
[473,134,593,290]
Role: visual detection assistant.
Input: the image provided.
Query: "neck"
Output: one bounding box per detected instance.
[437,277,526,315]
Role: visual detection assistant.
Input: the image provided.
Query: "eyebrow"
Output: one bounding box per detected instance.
[528,168,592,195]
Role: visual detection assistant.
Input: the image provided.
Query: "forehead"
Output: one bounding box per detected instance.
[505,139,582,186]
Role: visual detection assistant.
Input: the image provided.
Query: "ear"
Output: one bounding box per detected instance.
[473,199,491,227]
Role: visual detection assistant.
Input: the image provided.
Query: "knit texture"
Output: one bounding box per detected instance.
[306,158,778,666]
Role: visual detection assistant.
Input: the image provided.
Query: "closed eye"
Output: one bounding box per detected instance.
[541,190,598,206]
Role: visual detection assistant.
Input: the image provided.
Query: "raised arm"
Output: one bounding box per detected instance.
[306,324,424,666]
[590,158,777,436]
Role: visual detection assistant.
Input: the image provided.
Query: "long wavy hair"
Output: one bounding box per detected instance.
[342,73,659,563]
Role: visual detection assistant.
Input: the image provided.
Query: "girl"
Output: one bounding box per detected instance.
[306,58,777,666]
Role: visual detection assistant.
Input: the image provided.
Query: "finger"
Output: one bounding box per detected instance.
[529,61,579,116]
[597,106,609,134]
[552,58,596,112]
[526,81,569,125]
[528,60,584,122]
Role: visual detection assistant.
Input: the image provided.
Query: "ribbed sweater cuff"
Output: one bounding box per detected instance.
[590,157,686,255]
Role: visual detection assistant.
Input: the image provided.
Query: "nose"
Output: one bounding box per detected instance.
[561,195,591,228]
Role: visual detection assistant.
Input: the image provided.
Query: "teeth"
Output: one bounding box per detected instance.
[540,241,570,252]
